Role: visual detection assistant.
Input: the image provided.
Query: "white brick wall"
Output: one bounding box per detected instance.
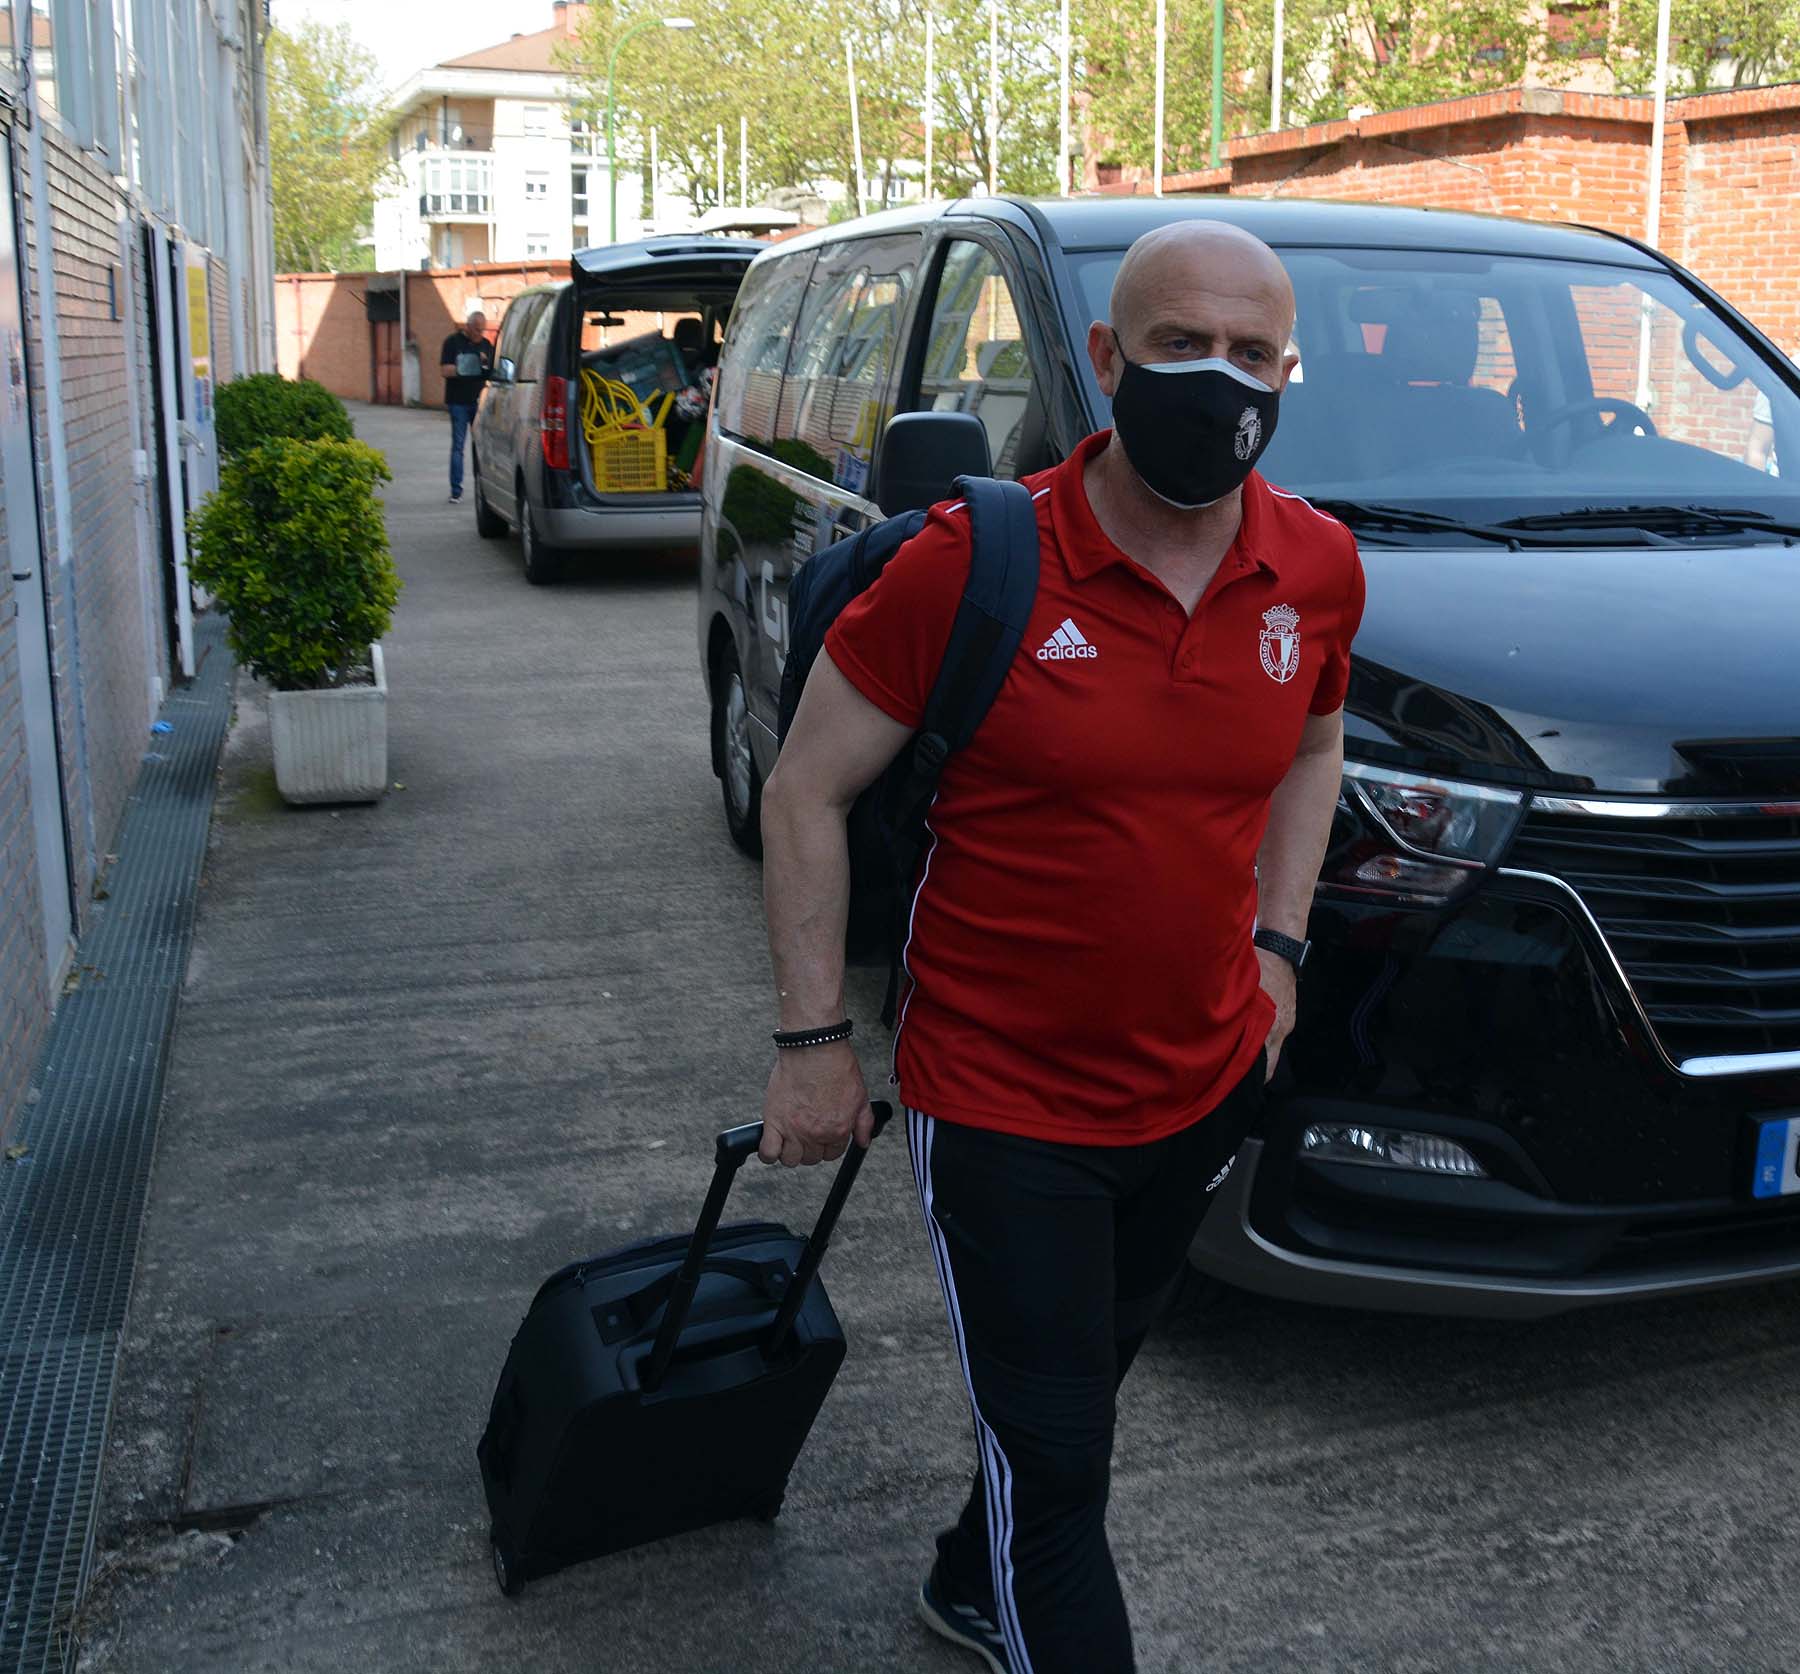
[1,125,163,1135]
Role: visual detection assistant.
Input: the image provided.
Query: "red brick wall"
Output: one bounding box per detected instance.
[1229,118,1533,215]
[404,264,568,409]
[1122,85,1800,368]
[275,262,572,407]
[274,273,370,398]
[1679,98,1800,361]
[275,261,692,409]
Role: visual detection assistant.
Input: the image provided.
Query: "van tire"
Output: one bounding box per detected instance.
[472,459,506,538]
[712,641,763,858]
[518,483,562,586]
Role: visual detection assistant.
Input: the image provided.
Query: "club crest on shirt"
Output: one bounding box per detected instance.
[1259,603,1301,684]
[1234,405,1263,461]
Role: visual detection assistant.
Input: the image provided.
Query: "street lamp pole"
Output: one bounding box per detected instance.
[987,0,999,195]
[1153,0,1165,196]
[608,16,694,243]
[1636,0,1673,406]
[924,8,935,199]
[1210,0,1224,168]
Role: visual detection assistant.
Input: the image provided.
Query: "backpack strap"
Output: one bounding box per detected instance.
[880,476,1040,1023]
[922,476,1042,749]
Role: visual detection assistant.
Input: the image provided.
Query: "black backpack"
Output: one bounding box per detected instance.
[776,476,1040,1023]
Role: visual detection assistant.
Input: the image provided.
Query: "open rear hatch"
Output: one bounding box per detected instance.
[570,238,764,506]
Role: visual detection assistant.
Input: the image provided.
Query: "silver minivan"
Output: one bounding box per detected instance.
[469,237,761,583]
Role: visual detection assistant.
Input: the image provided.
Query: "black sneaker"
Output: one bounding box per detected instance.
[918,1560,1011,1673]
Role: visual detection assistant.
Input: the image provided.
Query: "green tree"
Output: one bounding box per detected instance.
[1079,0,1543,175]
[560,0,840,213]
[1606,0,1799,91]
[559,0,1061,211]
[268,23,397,272]
[917,0,1063,197]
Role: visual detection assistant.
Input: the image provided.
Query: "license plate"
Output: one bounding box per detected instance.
[1751,1116,1800,1199]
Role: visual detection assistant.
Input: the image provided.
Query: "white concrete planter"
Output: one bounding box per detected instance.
[268,643,389,806]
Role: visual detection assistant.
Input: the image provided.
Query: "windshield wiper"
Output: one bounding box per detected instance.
[1500,504,1800,540]
[1310,499,1654,548]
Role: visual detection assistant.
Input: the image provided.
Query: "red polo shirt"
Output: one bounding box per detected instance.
[824,430,1365,1146]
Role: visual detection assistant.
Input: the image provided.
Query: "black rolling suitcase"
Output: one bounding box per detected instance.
[477,1104,890,1595]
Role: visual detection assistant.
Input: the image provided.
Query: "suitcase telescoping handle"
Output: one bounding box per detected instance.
[643,1101,893,1392]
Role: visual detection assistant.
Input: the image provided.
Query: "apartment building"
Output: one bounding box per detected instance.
[0,0,275,1137]
[371,0,644,269]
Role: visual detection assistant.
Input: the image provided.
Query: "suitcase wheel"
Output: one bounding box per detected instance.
[489,1526,525,1598]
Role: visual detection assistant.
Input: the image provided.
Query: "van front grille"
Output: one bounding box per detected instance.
[1506,806,1800,1070]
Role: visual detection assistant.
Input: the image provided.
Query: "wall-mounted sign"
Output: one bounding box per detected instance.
[185,254,212,424]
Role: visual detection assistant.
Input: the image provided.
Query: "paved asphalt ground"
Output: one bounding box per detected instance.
[67,403,1800,1673]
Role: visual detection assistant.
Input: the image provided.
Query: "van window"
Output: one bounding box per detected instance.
[517,291,561,383]
[913,240,1041,477]
[716,251,815,448]
[774,234,918,493]
[1071,244,1800,524]
[497,293,546,370]
[1568,278,1771,463]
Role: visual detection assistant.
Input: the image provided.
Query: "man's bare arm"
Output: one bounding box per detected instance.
[1254,706,1345,1075]
[759,652,913,1165]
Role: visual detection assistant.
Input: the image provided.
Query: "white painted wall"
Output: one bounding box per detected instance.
[373,73,645,267]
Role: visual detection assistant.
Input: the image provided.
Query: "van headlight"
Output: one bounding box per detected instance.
[1319,762,1525,906]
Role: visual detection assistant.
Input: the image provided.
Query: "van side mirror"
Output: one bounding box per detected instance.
[493,357,517,384]
[876,411,993,517]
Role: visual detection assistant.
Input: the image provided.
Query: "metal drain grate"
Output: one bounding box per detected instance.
[0,614,234,1672]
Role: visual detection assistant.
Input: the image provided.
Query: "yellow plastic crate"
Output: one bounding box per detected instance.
[591,425,667,493]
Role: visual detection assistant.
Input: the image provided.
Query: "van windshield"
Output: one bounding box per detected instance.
[1070,246,1800,535]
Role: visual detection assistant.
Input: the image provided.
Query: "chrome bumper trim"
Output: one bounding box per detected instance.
[1495,865,1800,1082]
[1189,1138,1800,1320]
[1531,794,1800,819]
[1680,1048,1800,1077]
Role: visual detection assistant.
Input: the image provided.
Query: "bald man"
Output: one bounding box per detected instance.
[760,222,1365,1672]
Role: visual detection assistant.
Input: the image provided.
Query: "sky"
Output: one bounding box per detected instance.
[270,0,535,93]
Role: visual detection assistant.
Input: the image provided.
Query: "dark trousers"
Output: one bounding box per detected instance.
[905,1057,1265,1674]
[447,402,478,495]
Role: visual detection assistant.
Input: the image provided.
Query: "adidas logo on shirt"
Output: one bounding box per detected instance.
[1036,617,1099,661]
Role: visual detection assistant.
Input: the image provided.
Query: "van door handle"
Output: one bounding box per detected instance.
[10,570,29,581]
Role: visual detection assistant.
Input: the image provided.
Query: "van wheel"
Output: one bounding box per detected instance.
[712,642,763,858]
[489,1528,525,1598]
[472,459,506,538]
[518,485,562,586]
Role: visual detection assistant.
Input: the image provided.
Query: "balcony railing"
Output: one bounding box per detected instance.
[420,192,492,219]
[413,125,497,152]
[418,153,495,220]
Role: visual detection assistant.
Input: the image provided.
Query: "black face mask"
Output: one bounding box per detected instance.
[1109,333,1281,509]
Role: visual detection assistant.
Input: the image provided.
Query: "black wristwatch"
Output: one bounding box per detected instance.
[1253,928,1310,973]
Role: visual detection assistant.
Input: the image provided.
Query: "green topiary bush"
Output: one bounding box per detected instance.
[188,437,400,691]
[214,373,354,457]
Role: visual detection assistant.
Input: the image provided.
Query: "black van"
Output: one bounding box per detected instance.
[468,237,762,582]
[697,195,1800,1317]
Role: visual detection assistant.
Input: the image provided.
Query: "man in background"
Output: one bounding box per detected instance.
[440,308,493,503]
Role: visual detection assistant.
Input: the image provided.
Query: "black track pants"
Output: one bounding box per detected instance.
[904,1058,1265,1674]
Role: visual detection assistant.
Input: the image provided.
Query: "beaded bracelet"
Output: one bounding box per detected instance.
[772,1019,855,1049]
